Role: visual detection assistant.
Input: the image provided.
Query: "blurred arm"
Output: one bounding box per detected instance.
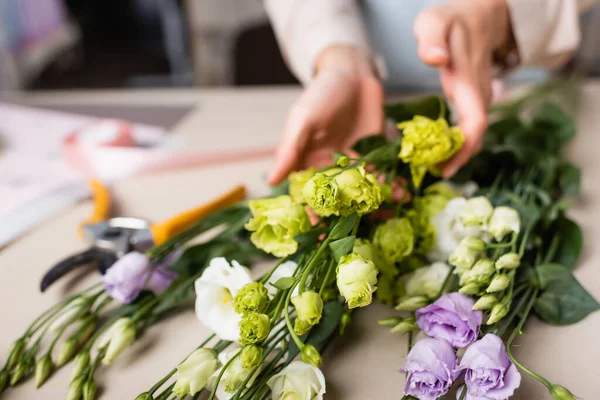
[507,0,598,68]
[263,0,374,85]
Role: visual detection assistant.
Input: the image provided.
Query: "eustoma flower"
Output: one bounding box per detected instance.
[336,253,378,308]
[405,262,451,299]
[172,348,218,397]
[488,206,521,241]
[194,258,253,341]
[372,218,414,263]
[210,348,261,399]
[245,195,311,257]
[456,334,521,400]
[416,293,482,348]
[398,116,464,187]
[288,168,316,203]
[401,337,457,400]
[267,361,326,400]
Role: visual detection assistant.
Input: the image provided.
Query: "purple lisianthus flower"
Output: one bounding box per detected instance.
[456,334,521,400]
[147,250,181,294]
[401,338,458,400]
[103,251,151,304]
[416,292,483,348]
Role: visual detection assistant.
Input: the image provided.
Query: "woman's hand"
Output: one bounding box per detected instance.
[268,45,384,185]
[415,0,514,177]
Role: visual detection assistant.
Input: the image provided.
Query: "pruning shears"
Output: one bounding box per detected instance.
[40,180,246,292]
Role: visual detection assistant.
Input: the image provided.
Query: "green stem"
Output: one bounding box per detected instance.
[544,234,560,264]
[260,256,290,284]
[155,382,176,400]
[299,236,333,293]
[283,282,304,351]
[506,289,552,389]
[495,287,533,337]
[518,223,534,258]
[318,258,336,296]
[208,350,242,400]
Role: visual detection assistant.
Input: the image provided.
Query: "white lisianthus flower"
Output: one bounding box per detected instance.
[209,349,261,399]
[173,349,218,397]
[488,206,521,241]
[267,361,326,400]
[460,196,494,227]
[195,258,253,341]
[428,198,485,262]
[405,262,451,298]
[265,261,298,298]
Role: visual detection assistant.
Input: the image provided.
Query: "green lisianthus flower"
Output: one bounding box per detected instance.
[234,282,270,315]
[291,291,323,334]
[288,168,316,204]
[336,253,379,309]
[398,116,464,187]
[245,195,311,257]
[238,312,271,345]
[404,208,436,255]
[373,218,415,263]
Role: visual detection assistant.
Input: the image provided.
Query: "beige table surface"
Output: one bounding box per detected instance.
[1,85,599,400]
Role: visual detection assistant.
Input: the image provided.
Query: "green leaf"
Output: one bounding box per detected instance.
[532,101,576,147]
[270,180,290,197]
[557,162,581,196]
[352,135,388,156]
[295,227,328,248]
[551,217,583,270]
[361,144,400,164]
[329,236,356,262]
[384,96,449,122]
[270,277,297,291]
[329,215,359,240]
[534,263,599,325]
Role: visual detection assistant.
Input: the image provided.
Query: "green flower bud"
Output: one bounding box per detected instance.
[9,361,27,386]
[234,282,270,315]
[292,291,323,327]
[487,303,509,325]
[83,379,96,400]
[495,253,520,270]
[67,375,85,400]
[459,282,481,296]
[245,195,311,257]
[487,274,511,293]
[449,237,485,274]
[70,352,90,381]
[301,345,322,367]
[336,155,350,167]
[238,312,271,345]
[50,298,91,333]
[293,318,312,336]
[378,317,403,327]
[460,197,493,227]
[6,338,26,370]
[135,393,153,400]
[240,345,263,370]
[102,318,136,365]
[339,311,352,335]
[461,259,495,286]
[288,168,316,203]
[398,116,464,187]
[353,238,396,278]
[35,354,53,388]
[56,337,78,368]
[76,314,98,346]
[337,253,379,309]
[390,317,417,334]
[395,296,430,312]
[0,369,9,393]
[550,385,576,400]
[173,348,218,396]
[373,218,414,263]
[488,206,521,241]
[473,295,498,311]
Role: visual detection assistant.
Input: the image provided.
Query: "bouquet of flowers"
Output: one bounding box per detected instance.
[2,82,598,400]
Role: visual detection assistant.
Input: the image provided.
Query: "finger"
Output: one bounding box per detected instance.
[414,5,454,67]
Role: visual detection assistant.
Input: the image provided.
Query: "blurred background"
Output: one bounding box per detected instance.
[1,0,599,91]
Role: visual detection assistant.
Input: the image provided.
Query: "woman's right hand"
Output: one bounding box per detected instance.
[268,45,384,185]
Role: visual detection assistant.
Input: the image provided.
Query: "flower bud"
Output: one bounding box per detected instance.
[459,282,481,296]
[35,354,54,388]
[461,259,495,286]
[301,345,322,367]
[336,155,350,167]
[76,314,98,346]
[67,375,85,400]
[240,345,263,369]
[293,318,312,336]
[462,236,487,251]
[473,295,498,311]
[449,237,485,274]
[495,253,520,270]
[173,348,218,396]
[372,218,414,263]
[6,338,26,370]
[550,385,576,400]
[487,303,509,325]
[460,196,493,226]
[70,352,90,381]
[337,253,379,309]
[238,312,271,345]
[390,317,418,334]
[56,337,78,368]
[50,298,90,333]
[9,361,27,386]
[234,282,270,315]
[292,291,323,327]
[135,393,154,400]
[339,311,352,335]
[102,318,136,365]
[83,379,96,400]
[0,369,9,393]
[395,296,430,312]
[487,274,511,293]
[488,206,521,241]
[378,317,402,327]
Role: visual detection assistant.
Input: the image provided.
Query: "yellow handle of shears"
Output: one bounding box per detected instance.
[149,185,247,246]
[78,179,112,238]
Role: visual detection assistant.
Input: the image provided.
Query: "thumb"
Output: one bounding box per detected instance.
[414,6,453,66]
